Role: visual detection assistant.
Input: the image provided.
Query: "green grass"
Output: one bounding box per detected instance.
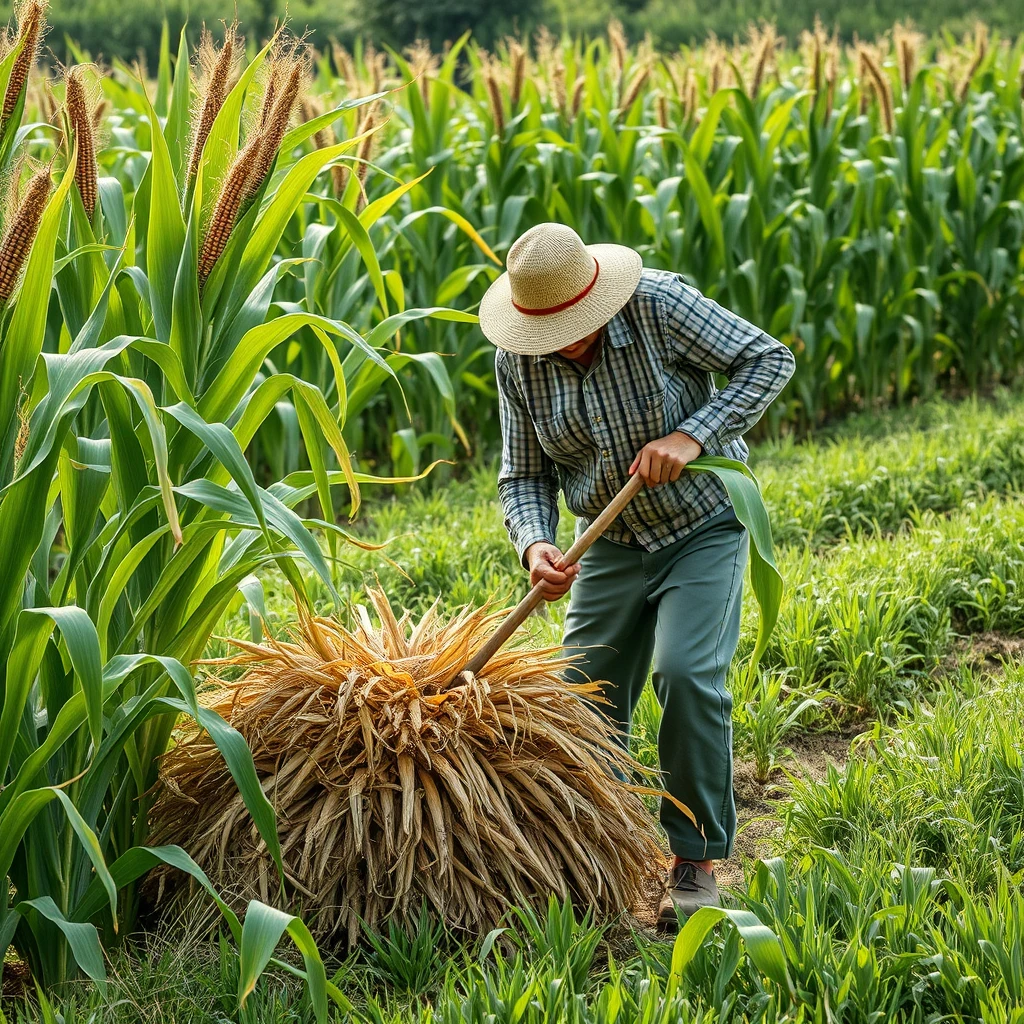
[234,387,1024,620]
[12,670,1024,1022]
[12,391,1024,1022]
[783,662,1024,889]
[754,389,1024,548]
[228,390,1024,717]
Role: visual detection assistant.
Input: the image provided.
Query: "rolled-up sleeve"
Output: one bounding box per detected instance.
[495,351,560,566]
[657,276,795,451]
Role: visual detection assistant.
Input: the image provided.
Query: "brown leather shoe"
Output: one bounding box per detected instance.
[657,861,720,931]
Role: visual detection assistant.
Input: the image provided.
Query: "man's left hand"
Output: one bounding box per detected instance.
[629,431,703,487]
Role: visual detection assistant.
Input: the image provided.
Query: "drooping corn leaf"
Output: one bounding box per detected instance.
[688,455,783,678]
[238,902,327,1023]
[669,904,794,1001]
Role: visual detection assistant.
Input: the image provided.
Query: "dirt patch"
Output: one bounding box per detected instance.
[721,729,862,889]
[788,730,863,782]
[629,727,862,925]
[947,632,1024,671]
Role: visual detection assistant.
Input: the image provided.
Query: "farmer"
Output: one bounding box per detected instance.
[478,223,794,925]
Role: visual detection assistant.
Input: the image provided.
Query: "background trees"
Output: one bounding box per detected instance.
[2,0,1017,66]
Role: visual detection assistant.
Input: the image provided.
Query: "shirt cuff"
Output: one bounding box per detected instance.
[511,523,557,569]
[674,413,719,454]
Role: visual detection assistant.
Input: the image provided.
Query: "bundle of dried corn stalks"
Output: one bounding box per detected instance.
[152,591,664,948]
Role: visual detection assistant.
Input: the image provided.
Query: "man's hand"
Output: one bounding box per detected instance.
[524,542,580,602]
[629,431,703,487]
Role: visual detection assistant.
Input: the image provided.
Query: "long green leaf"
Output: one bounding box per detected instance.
[689,456,783,677]
[140,82,185,344]
[670,905,794,1000]
[18,898,107,996]
[238,902,328,1024]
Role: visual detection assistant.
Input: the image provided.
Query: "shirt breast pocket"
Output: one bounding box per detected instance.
[622,392,667,449]
[532,411,592,461]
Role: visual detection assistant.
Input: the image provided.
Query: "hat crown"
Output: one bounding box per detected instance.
[506,224,597,312]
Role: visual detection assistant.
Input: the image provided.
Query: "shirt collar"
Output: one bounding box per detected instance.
[532,307,635,365]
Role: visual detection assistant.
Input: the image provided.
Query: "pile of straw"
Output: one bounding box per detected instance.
[153,592,664,947]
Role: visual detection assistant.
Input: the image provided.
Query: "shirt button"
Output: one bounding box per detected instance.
[594,415,602,422]
[603,450,610,458]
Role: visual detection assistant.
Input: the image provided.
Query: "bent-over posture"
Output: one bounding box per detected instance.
[477,222,794,924]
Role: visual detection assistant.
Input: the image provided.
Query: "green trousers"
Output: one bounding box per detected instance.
[562,511,748,861]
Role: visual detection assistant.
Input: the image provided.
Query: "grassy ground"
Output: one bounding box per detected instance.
[6,390,1024,1021]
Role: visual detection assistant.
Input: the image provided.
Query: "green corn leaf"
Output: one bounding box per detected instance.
[73,844,242,941]
[0,788,116,929]
[170,172,203,386]
[0,607,103,760]
[364,306,478,351]
[165,26,192,186]
[130,340,196,406]
[200,313,348,425]
[290,376,360,515]
[237,574,268,642]
[155,20,171,115]
[49,789,118,927]
[95,526,168,658]
[688,456,783,678]
[358,170,431,230]
[140,81,185,344]
[680,144,726,273]
[273,462,445,503]
[9,348,183,549]
[163,401,270,538]
[226,133,379,318]
[117,376,182,546]
[56,436,111,594]
[174,478,340,604]
[217,257,311,367]
[396,206,503,265]
[278,91,389,154]
[238,902,328,1024]
[0,611,54,780]
[18,898,107,996]
[669,905,794,1001]
[293,389,334,528]
[334,203,389,314]
[205,370,356,513]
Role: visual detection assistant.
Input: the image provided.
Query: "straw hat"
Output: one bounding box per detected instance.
[479,223,643,355]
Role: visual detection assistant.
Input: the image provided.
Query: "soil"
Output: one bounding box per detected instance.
[947,631,1024,670]
[630,727,861,930]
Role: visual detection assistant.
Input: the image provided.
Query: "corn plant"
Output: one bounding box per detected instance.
[299,24,1024,460]
[0,13,480,1010]
[47,22,1024,464]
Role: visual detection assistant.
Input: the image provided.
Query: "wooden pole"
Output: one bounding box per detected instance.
[448,473,645,685]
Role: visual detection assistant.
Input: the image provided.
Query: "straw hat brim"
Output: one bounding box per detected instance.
[479,243,643,356]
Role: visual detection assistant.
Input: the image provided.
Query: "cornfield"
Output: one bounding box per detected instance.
[17,17,1024,473]
[0,1,1022,1017]
[308,20,1024,459]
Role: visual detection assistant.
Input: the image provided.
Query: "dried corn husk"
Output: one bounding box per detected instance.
[152,591,664,947]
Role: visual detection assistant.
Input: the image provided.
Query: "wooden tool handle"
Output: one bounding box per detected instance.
[450,473,645,684]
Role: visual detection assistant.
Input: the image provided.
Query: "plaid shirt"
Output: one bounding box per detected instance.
[496,268,795,563]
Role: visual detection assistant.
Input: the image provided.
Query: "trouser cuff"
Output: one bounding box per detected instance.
[668,835,732,861]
